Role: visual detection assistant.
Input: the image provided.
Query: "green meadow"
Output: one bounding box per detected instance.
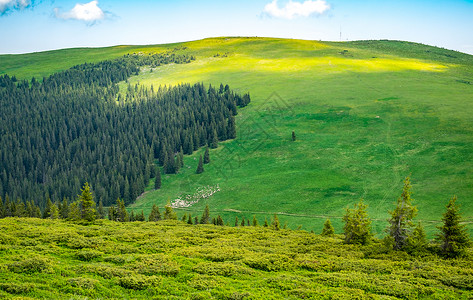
[2,37,473,235]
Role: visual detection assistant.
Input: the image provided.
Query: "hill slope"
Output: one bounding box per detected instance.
[1,37,473,235]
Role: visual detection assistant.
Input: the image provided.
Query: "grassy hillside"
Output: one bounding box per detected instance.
[0,218,472,299]
[2,37,473,236]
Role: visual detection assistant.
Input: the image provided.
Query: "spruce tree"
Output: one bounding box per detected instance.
[292,131,296,141]
[182,214,188,222]
[68,201,81,221]
[155,167,162,190]
[234,216,239,227]
[343,199,372,245]
[50,202,59,219]
[148,204,161,221]
[437,196,471,258]
[60,197,69,219]
[116,198,128,222]
[194,216,199,225]
[272,214,280,230]
[203,147,210,164]
[97,199,105,219]
[217,215,224,226]
[187,214,193,225]
[0,196,3,218]
[263,217,269,227]
[43,198,53,219]
[388,177,417,250]
[79,182,96,222]
[196,155,204,174]
[164,202,177,220]
[210,129,218,149]
[200,204,210,224]
[252,215,258,227]
[241,217,245,227]
[321,219,335,236]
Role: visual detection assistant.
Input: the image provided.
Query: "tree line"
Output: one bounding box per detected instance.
[0,52,250,209]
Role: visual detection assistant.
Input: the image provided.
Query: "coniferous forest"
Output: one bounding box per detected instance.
[0,52,250,209]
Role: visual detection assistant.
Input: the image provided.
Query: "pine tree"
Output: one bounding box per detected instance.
[272,214,280,230]
[407,222,427,253]
[60,197,69,219]
[50,202,59,219]
[164,202,177,220]
[196,155,204,174]
[79,182,96,222]
[200,204,210,224]
[116,198,128,222]
[252,215,258,227]
[263,217,269,227]
[217,215,224,226]
[388,177,417,250]
[194,216,199,225]
[187,214,193,225]
[292,131,296,141]
[343,199,372,245]
[155,167,162,190]
[108,206,117,221]
[182,213,187,222]
[321,219,335,236]
[97,199,105,219]
[437,196,471,258]
[148,204,161,221]
[203,147,210,164]
[210,129,218,149]
[43,198,53,219]
[234,216,239,227]
[68,201,81,221]
[240,217,245,227]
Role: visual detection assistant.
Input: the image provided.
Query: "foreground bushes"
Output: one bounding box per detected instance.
[0,218,472,299]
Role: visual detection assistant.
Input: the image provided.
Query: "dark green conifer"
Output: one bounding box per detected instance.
[437,196,471,258]
[203,147,210,164]
[187,214,193,225]
[79,182,96,222]
[263,217,269,227]
[252,215,258,226]
[98,199,105,219]
[343,199,371,245]
[272,214,280,230]
[200,204,210,224]
[292,131,296,141]
[388,177,417,250]
[164,202,177,220]
[235,216,239,227]
[321,219,335,236]
[154,167,161,190]
[196,155,204,174]
[148,204,161,221]
[216,215,224,226]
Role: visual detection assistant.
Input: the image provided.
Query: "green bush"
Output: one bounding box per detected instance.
[7,257,51,274]
[75,249,103,261]
[118,274,160,290]
[192,262,253,277]
[131,254,180,276]
[0,282,34,294]
[67,277,98,289]
[243,253,294,271]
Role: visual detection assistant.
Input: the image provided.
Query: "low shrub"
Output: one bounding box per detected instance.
[75,249,103,261]
[118,274,160,290]
[7,257,51,274]
[0,282,34,294]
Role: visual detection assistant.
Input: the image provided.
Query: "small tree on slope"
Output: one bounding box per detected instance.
[436,196,471,258]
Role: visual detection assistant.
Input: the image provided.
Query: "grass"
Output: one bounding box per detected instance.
[0,217,472,299]
[2,37,473,236]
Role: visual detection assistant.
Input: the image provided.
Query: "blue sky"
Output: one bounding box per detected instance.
[1,0,472,54]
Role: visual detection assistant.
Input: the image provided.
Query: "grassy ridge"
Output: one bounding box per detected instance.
[0,218,472,299]
[1,37,473,235]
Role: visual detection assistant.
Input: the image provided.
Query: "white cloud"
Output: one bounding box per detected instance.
[0,0,32,14]
[55,0,105,23]
[263,0,330,19]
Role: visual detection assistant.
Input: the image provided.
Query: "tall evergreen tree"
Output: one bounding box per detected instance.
[97,199,105,219]
[436,196,471,258]
[187,214,193,225]
[203,147,210,164]
[68,201,81,221]
[388,177,417,250]
[252,215,258,227]
[200,204,210,224]
[154,167,162,190]
[292,131,296,141]
[343,200,371,244]
[50,202,59,219]
[321,219,335,236]
[79,182,96,222]
[216,215,224,226]
[148,204,161,221]
[210,129,219,149]
[43,198,53,219]
[272,214,280,231]
[196,155,204,174]
[164,202,177,220]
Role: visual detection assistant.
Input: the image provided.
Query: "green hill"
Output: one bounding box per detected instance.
[0,217,472,299]
[1,37,473,235]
